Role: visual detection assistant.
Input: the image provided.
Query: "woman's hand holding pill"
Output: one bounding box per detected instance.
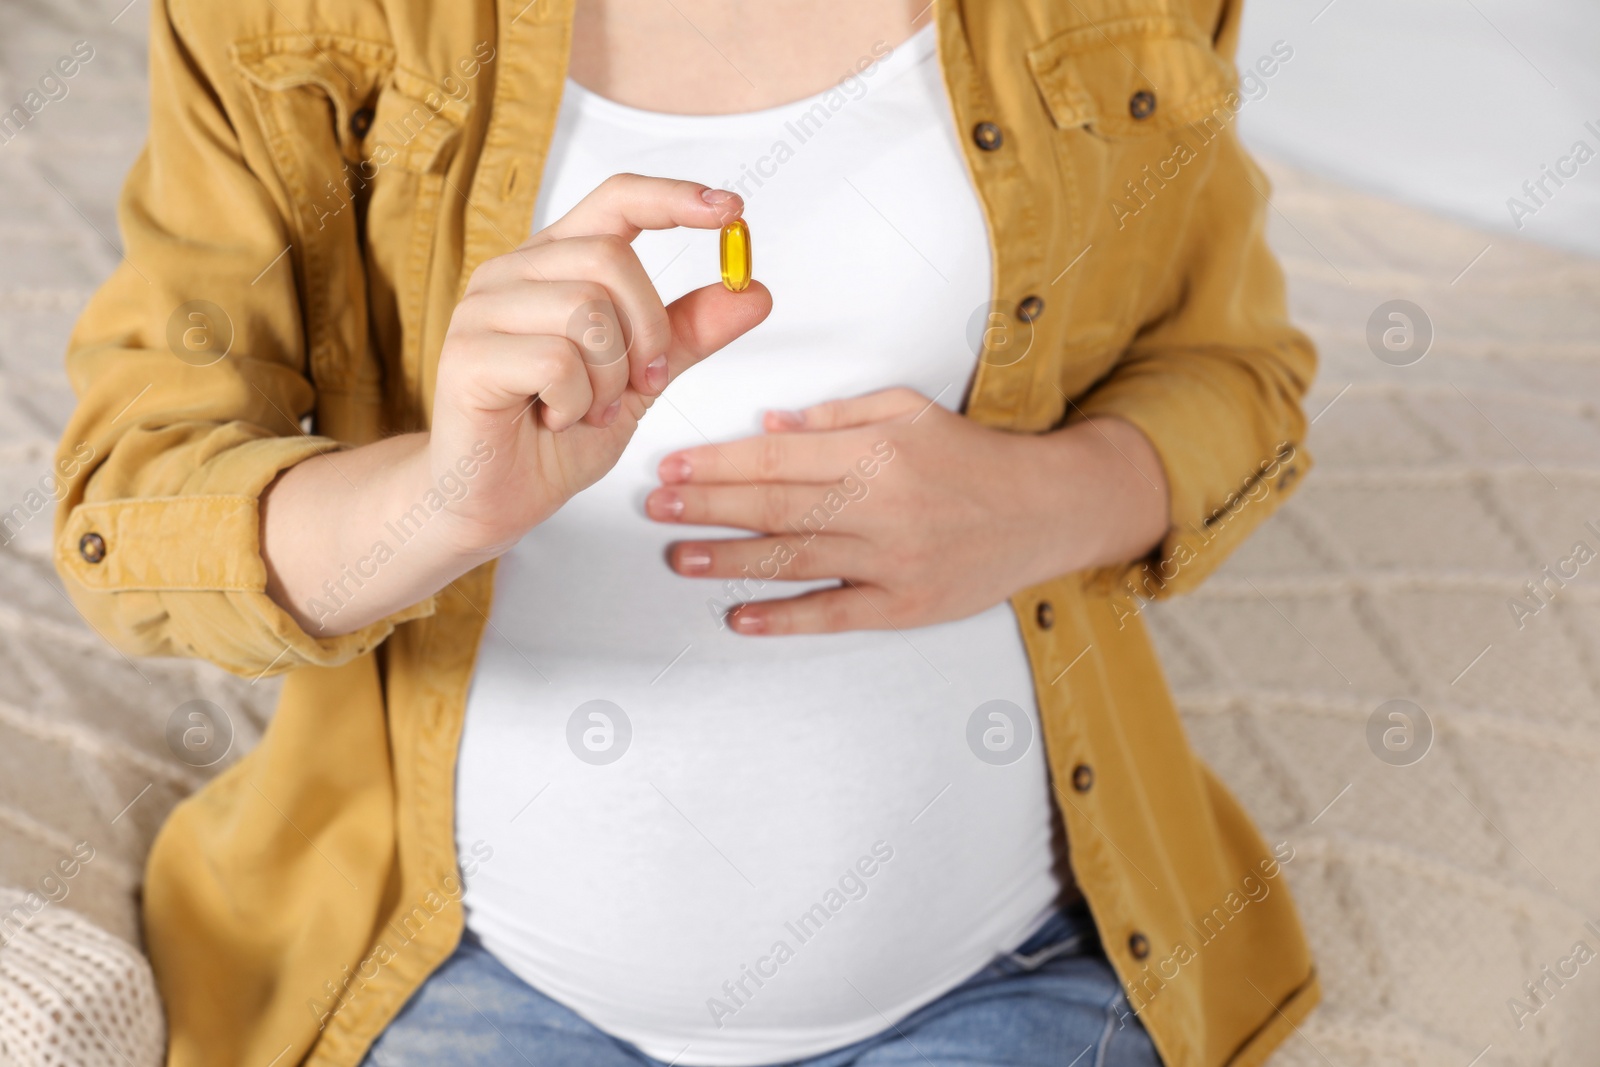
[428,173,771,558]
[260,173,768,635]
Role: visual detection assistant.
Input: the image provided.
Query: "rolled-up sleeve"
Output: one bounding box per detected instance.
[51,0,434,678]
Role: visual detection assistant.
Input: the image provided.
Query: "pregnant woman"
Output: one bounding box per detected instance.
[53,0,1318,1065]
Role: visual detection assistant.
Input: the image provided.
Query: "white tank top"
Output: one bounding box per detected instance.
[455,24,1063,1065]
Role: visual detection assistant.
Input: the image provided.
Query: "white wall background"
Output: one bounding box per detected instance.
[1234,0,1600,259]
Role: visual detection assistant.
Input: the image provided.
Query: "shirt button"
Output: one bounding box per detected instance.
[1017,295,1045,323]
[78,532,106,564]
[1071,763,1094,792]
[973,121,1004,151]
[1128,931,1151,960]
[349,106,375,139]
[1129,90,1157,120]
[1035,601,1055,630]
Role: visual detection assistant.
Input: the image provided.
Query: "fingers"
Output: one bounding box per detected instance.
[461,271,770,429]
[725,584,885,636]
[478,234,675,397]
[458,280,632,425]
[446,175,768,435]
[658,429,892,485]
[533,174,743,245]
[663,533,890,635]
[650,387,922,485]
[769,387,933,432]
[646,479,859,535]
[667,534,863,582]
[443,332,594,432]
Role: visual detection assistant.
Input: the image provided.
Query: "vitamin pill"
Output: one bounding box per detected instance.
[720,219,751,292]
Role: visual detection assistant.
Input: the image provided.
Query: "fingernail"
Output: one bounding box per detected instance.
[728,609,766,635]
[701,188,737,206]
[603,399,621,425]
[647,490,684,520]
[659,455,691,483]
[767,409,805,430]
[676,547,712,574]
[646,355,668,392]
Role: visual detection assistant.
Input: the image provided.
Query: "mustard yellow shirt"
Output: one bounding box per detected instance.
[53,0,1319,1063]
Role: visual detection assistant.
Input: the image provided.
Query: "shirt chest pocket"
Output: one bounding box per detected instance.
[231,37,466,436]
[1024,14,1240,368]
[1026,14,1239,142]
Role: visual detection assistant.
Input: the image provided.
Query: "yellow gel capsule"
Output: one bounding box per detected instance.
[720,218,752,292]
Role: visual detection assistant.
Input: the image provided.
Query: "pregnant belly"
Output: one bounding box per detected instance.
[452,400,1061,1062]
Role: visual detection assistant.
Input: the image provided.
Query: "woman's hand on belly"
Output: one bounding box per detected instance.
[429,174,773,558]
[643,387,1169,635]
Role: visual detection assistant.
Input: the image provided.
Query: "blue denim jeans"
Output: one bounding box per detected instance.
[362,903,1162,1067]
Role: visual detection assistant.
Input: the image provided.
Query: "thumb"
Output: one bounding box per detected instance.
[660,280,773,385]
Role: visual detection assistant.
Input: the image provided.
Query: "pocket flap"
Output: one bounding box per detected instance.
[1027,15,1239,139]
[232,37,464,175]
[231,34,396,140]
